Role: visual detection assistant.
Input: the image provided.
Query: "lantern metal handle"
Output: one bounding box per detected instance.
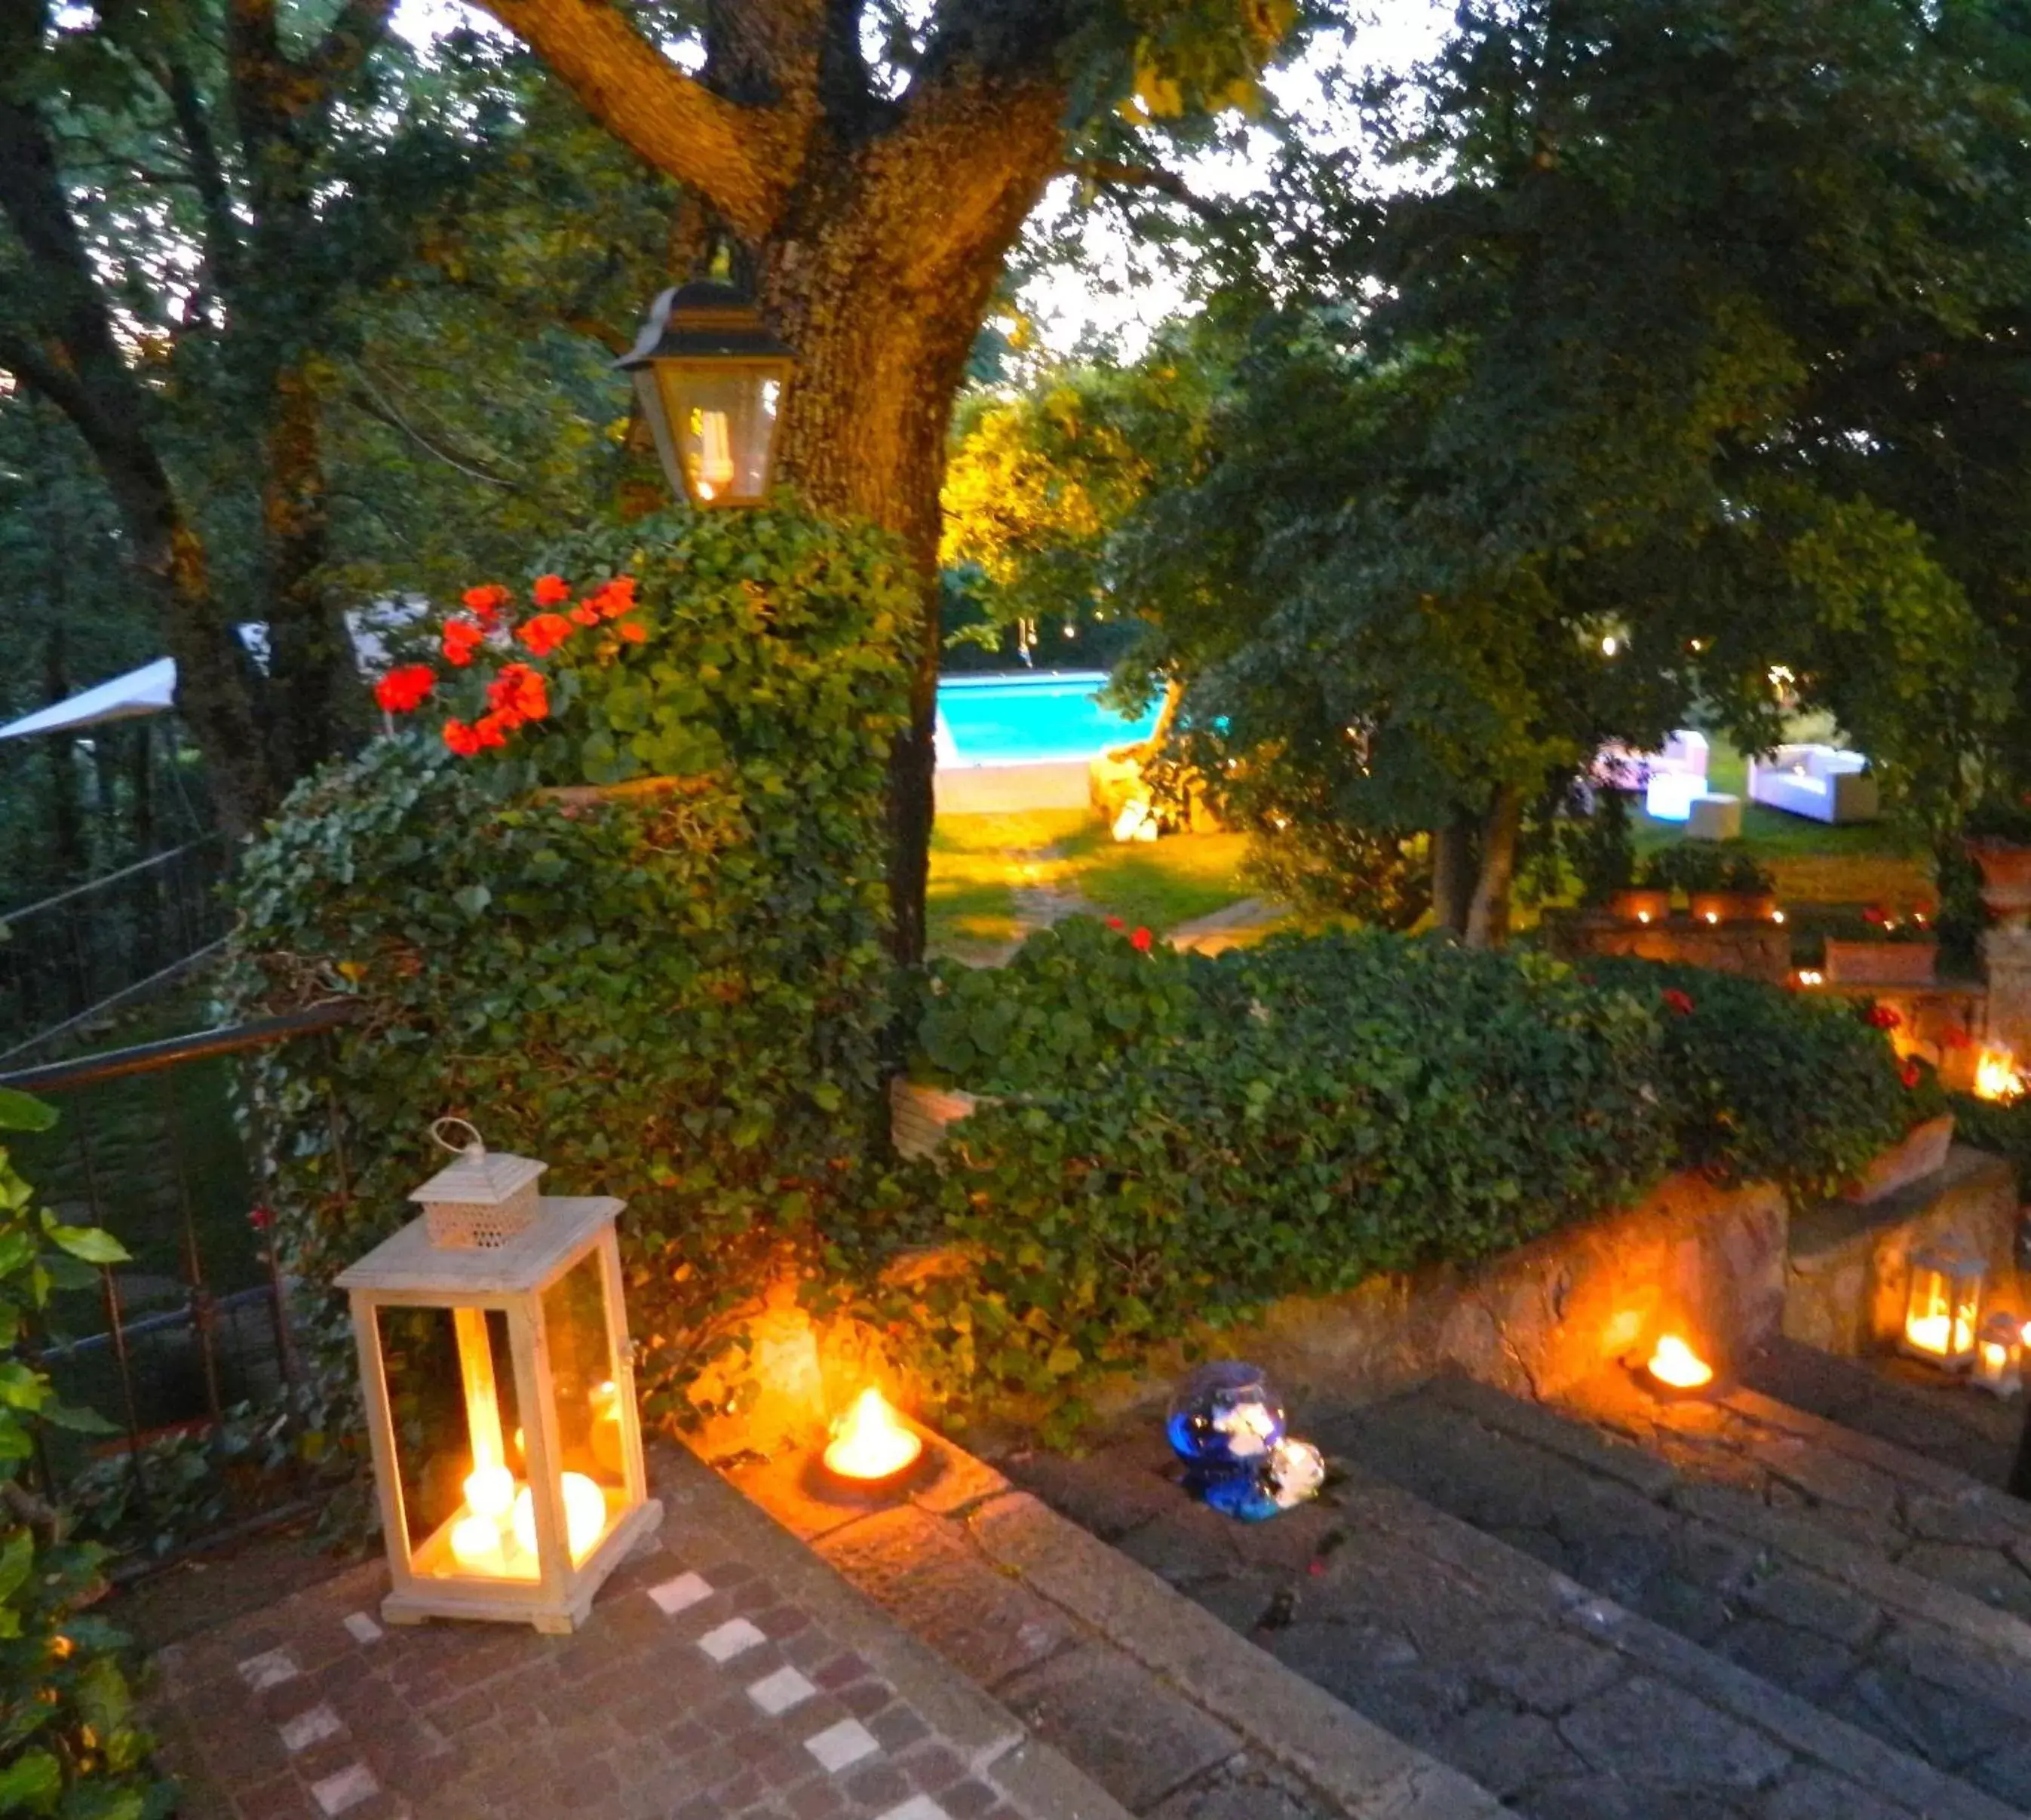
[429,1116,486,1159]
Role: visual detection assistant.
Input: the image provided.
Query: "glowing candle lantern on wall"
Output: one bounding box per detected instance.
[1976,1046,2026,1103]
[1973,1312,2023,1398]
[337,1126,661,1632]
[1898,1241,1984,1370]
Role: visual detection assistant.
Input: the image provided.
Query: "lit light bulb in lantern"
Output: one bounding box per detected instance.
[1646,1334,1714,1392]
[449,1514,507,1573]
[1637,911,1652,925]
[511,1473,609,1564]
[463,1462,514,1522]
[1703,910,1719,925]
[1772,910,1787,924]
[824,1388,923,1484]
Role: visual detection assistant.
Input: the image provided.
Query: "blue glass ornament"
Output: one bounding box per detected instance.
[1165,1361,1287,1470]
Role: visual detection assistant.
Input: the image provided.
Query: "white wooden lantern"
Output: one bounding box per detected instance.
[1973,1311,2023,1398]
[1898,1240,1984,1370]
[337,1132,661,1633]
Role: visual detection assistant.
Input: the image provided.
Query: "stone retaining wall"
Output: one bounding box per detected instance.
[1541,907,1792,983]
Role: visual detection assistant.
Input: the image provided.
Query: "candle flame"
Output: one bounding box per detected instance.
[1976,1046,2025,1103]
[824,1387,923,1482]
[1646,1334,1714,1392]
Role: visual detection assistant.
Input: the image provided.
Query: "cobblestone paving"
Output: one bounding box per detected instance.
[1564,1357,2031,1622]
[1323,1376,2031,1812]
[1743,1337,2020,1490]
[148,1449,1066,1820]
[1007,1426,2012,1820]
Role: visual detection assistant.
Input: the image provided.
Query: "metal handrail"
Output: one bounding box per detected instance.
[0,833,227,922]
[0,1000,360,1094]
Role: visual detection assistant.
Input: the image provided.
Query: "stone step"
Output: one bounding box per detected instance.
[1743,1334,2022,1488]
[1558,1350,2031,1628]
[1006,1423,2013,1820]
[1324,1373,2031,1811]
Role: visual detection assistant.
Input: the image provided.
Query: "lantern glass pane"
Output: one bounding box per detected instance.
[652,362,784,506]
[541,1251,626,1561]
[375,1305,537,1582]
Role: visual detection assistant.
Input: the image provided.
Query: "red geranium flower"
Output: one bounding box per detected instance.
[569,602,602,626]
[462,583,511,622]
[473,712,510,749]
[517,612,574,658]
[532,574,571,606]
[1901,1057,1923,1089]
[442,718,482,757]
[616,619,648,643]
[442,617,486,667]
[595,575,639,618]
[1106,916,1124,931]
[486,663,548,727]
[373,664,435,714]
[1865,1004,1902,1030]
[248,1204,275,1232]
[1130,926,1153,952]
[1661,988,1695,1016]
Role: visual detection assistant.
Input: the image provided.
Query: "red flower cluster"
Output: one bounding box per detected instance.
[516,612,575,658]
[1130,925,1153,952]
[1865,1003,1902,1030]
[373,664,434,714]
[1661,988,1695,1017]
[1862,904,1888,927]
[248,1204,275,1232]
[484,663,549,730]
[412,572,646,759]
[1901,1057,1924,1089]
[443,617,487,667]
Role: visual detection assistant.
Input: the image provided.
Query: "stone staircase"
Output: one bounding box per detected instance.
[1005,1350,2031,1820]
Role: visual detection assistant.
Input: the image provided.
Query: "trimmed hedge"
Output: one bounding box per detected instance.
[223,511,916,1438]
[879,925,1926,1431]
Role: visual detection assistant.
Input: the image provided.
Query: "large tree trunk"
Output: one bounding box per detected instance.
[0,85,274,840]
[756,85,1068,962]
[1465,784,1523,949]
[261,362,358,787]
[1431,810,1479,939]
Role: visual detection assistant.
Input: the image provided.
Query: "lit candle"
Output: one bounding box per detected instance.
[1645,1334,1714,1392]
[823,1387,924,1485]
[449,1514,507,1573]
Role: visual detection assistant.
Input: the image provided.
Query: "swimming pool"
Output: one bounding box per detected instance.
[936,671,1158,767]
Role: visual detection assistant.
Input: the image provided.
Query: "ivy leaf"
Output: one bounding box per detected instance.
[453,884,492,918]
[0,1087,55,1133]
[0,1749,59,1809]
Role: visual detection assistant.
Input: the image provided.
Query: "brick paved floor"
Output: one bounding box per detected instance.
[147,1447,1098,1820]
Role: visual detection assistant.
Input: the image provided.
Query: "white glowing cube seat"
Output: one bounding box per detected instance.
[1686,793,1743,841]
[1645,772,1704,823]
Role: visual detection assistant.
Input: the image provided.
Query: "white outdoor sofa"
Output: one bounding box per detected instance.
[1747,744,1880,825]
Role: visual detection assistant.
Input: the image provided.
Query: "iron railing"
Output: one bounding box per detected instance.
[0,1002,357,1524]
[0,834,234,1062]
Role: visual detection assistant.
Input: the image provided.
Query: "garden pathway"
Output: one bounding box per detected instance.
[146,1442,1133,1820]
[1005,1370,2031,1820]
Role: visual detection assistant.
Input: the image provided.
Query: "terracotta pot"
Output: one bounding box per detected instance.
[1968,839,2031,932]
[1843,1112,1955,1205]
[1822,938,1940,987]
[1687,891,1777,926]
[1606,889,1672,925]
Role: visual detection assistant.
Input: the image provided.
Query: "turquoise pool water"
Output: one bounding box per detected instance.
[936,671,1158,766]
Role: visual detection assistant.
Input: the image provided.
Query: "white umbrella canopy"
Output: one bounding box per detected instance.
[0,657,178,739]
[0,598,428,741]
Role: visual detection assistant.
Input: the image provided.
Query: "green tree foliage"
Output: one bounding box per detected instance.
[0,1088,170,1820]
[220,511,916,1429]
[976,0,2031,935]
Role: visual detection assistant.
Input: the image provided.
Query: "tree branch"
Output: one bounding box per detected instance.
[472,0,795,238]
[344,370,523,491]
[1062,158,1225,223]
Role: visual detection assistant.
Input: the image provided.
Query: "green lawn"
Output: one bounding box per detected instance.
[1629,738,1931,909]
[928,809,1256,957]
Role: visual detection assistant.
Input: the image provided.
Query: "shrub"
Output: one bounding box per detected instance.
[1949,1091,2031,1197]
[1638,846,1775,896]
[0,1088,170,1820]
[882,935,1931,1434]
[910,916,1203,1091]
[222,510,916,1435]
[1546,959,1928,1197]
